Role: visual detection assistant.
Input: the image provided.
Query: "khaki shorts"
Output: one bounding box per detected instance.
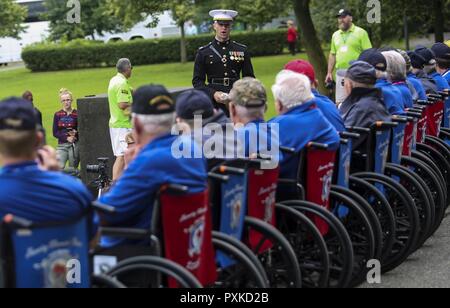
[110,128,132,157]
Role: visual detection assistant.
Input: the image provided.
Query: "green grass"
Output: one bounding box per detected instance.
[0,53,306,147]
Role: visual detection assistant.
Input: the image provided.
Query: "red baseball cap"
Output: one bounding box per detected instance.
[284,60,316,84]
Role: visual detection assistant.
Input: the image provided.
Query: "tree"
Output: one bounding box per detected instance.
[0,0,27,38]
[45,0,122,41]
[292,0,328,93]
[106,0,195,63]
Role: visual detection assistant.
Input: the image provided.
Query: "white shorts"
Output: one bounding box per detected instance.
[110,128,132,157]
[335,69,348,105]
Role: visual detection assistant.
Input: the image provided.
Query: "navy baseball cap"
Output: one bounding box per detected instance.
[407,51,427,69]
[336,9,352,18]
[431,43,450,61]
[358,48,387,72]
[0,97,37,131]
[414,46,436,65]
[176,89,214,120]
[132,85,175,115]
[346,61,377,85]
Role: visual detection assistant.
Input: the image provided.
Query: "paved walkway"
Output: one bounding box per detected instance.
[361,210,450,288]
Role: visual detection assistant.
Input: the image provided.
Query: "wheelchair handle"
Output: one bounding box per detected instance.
[438,91,449,98]
[208,172,230,182]
[428,93,443,100]
[345,126,371,134]
[340,131,360,140]
[92,201,116,214]
[99,227,150,239]
[340,138,350,145]
[307,142,328,150]
[161,184,189,194]
[416,100,432,106]
[280,146,296,154]
[372,121,398,130]
[427,96,440,103]
[218,165,246,175]
[3,214,32,228]
[391,116,409,123]
[406,111,423,119]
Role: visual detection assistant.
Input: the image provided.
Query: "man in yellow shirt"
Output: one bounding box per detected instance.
[108,58,133,180]
[326,9,372,104]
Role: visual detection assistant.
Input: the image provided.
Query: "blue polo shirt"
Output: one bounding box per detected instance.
[430,72,450,91]
[98,133,208,247]
[375,78,406,115]
[269,100,340,180]
[312,89,345,132]
[0,161,92,222]
[407,73,427,101]
[393,82,414,108]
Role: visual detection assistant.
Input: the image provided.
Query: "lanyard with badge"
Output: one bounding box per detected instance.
[340,32,350,53]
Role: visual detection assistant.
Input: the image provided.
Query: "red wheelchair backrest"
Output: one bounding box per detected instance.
[426,101,444,137]
[306,149,336,235]
[246,167,279,252]
[160,190,217,287]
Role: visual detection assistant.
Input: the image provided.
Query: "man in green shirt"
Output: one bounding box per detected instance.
[326,9,372,104]
[108,58,133,180]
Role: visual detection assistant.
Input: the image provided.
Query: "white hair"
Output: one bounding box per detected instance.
[133,113,175,135]
[382,51,407,82]
[271,70,314,109]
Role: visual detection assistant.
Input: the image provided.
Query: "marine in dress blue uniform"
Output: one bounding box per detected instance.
[193,10,255,115]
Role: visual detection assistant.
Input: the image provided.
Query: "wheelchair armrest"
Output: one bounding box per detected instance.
[92,201,116,214]
[416,100,432,105]
[208,172,230,182]
[99,227,151,240]
[3,214,32,228]
[307,142,328,150]
[428,94,443,100]
[340,131,361,140]
[345,126,370,134]
[277,179,305,200]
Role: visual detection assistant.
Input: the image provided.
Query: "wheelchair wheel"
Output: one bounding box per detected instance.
[91,274,126,288]
[105,256,203,288]
[352,173,420,273]
[241,217,302,288]
[426,135,450,152]
[331,186,383,259]
[385,164,434,248]
[411,151,447,201]
[416,143,450,189]
[329,189,376,288]
[281,200,354,288]
[401,156,447,235]
[212,238,269,288]
[212,231,269,285]
[349,176,396,262]
[275,203,330,288]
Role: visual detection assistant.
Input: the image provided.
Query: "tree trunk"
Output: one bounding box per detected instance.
[180,24,187,64]
[292,0,328,93]
[433,0,444,42]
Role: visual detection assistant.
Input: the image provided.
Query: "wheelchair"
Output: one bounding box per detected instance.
[0,202,201,288]
[93,184,269,288]
[277,143,360,288]
[208,159,303,288]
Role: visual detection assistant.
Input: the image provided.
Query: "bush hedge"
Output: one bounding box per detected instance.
[22,30,299,72]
